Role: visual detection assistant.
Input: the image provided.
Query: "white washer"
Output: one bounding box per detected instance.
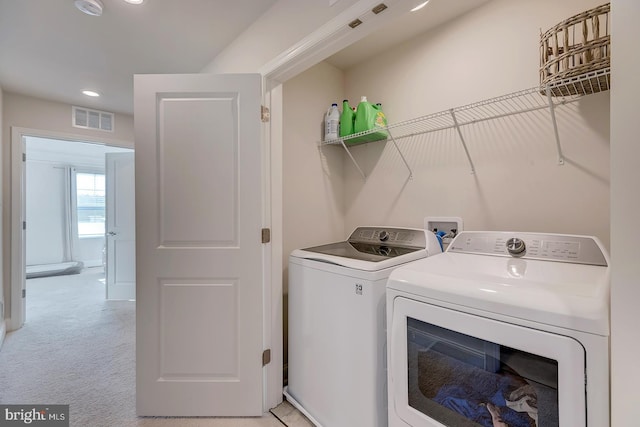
[285,227,442,427]
[386,231,610,427]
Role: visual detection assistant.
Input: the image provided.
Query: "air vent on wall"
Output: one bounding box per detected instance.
[72,106,114,132]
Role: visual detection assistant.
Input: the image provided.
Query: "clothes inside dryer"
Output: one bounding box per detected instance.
[407,317,559,427]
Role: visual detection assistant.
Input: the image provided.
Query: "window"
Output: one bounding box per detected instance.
[76,172,106,237]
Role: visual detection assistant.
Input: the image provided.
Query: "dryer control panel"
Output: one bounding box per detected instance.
[448,231,608,266]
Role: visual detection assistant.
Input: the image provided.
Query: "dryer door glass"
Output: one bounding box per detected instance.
[407,317,557,427]
[389,297,587,427]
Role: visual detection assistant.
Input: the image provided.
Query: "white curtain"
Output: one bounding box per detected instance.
[66,166,78,261]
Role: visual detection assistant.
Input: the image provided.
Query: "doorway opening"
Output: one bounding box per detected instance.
[10,128,134,329]
[25,136,135,321]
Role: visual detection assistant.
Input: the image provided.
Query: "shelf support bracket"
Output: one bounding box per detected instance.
[387,130,413,179]
[450,109,476,174]
[338,139,366,179]
[545,87,565,165]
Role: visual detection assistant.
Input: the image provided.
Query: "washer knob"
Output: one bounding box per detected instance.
[506,238,526,257]
[379,230,390,242]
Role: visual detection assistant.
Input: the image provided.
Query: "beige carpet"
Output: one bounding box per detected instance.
[0,268,307,427]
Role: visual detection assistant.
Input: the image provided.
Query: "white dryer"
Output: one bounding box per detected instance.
[386,231,610,427]
[285,227,442,427]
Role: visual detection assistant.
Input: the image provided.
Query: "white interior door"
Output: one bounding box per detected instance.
[105,152,136,300]
[134,73,264,416]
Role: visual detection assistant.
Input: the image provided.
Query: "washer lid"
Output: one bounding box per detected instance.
[293,227,442,271]
[302,241,422,263]
[387,232,610,335]
[302,226,430,263]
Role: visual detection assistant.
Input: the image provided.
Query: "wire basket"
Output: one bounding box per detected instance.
[540,3,610,96]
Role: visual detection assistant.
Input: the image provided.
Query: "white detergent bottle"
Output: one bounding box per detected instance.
[325,103,339,141]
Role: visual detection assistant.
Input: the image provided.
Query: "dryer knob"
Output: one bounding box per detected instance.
[506,237,526,257]
[379,230,390,242]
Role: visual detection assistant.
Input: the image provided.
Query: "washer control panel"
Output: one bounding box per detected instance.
[448,231,608,266]
[349,227,427,249]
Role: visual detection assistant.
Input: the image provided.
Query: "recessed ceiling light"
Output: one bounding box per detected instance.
[411,0,430,12]
[74,0,104,16]
[82,90,101,97]
[124,0,144,4]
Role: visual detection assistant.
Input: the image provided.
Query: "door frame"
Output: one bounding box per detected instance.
[9,126,133,331]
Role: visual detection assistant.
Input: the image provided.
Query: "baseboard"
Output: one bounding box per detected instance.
[283,387,321,427]
[83,260,103,268]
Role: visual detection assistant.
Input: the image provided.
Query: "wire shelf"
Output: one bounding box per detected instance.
[320,68,610,177]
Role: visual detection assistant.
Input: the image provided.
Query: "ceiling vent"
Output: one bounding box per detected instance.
[72,106,114,132]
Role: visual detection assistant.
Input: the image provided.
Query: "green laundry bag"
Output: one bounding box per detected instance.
[339,99,355,138]
[348,97,388,145]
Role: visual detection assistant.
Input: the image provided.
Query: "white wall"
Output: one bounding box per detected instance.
[75,237,104,268]
[201,0,361,74]
[610,0,640,424]
[283,61,346,274]
[282,61,347,368]
[341,0,610,249]
[2,92,134,145]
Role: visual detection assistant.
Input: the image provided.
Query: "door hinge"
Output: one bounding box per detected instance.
[262,349,271,366]
[261,228,271,244]
[22,153,26,162]
[23,221,26,230]
[261,105,270,123]
[22,289,26,298]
